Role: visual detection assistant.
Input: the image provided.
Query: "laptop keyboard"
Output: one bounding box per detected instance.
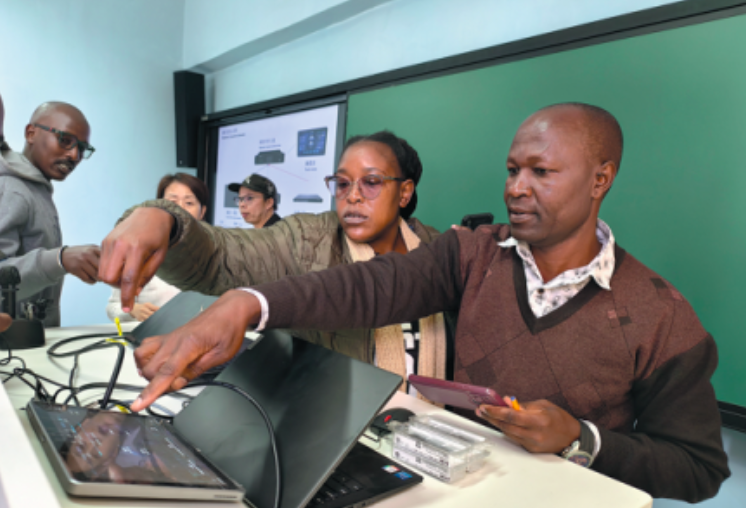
[309,470,364,505]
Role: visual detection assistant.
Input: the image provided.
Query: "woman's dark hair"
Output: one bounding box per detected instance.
[343,130,423,220]
[156,173,209,208]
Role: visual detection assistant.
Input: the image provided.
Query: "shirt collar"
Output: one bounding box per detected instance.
[498,219,616,290]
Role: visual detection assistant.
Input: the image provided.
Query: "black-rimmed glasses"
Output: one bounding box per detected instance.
[33,124,95,160]
[324,174,407,200]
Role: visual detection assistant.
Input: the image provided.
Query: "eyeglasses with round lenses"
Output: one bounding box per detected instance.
[33,123,96,160]
[324,174,407,200]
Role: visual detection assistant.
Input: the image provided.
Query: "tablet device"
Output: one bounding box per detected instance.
[26,401,245,502]
[408,375,508,410]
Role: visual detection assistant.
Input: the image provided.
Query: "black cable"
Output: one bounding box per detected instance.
[47,339,110,404]
[46,333,128,408]
[185,380,282,508]
[46,333,121,357]
[68,353,82,406]
[99,343,125,410]
[0,369,39,392]
[2,367,51,401]
[2,368,69,391]
[0,331,27,377]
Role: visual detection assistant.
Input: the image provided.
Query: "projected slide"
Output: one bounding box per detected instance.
[214,105,340,228]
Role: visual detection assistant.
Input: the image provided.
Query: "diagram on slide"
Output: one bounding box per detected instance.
[214,105,340,229]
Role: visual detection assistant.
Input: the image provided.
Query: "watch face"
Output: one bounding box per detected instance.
[567,451,593,468]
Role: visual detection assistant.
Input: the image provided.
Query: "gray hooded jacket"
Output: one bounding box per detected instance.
[0,146,65,326]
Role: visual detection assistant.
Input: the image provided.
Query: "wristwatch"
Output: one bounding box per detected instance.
[560,420,595,467]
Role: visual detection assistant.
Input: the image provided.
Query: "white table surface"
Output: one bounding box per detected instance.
[0,324,653,508]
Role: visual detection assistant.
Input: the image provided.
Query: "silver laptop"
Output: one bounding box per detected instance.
[26,400,245,501]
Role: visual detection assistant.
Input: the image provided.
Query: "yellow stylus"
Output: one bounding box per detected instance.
[114,317,123,337]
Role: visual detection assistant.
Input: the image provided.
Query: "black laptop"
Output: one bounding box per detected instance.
[173,330,423,508]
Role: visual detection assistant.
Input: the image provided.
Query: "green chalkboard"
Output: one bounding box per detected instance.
[347,14,746,407]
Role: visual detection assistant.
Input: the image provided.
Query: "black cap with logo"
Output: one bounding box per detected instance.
[228,173,279,203]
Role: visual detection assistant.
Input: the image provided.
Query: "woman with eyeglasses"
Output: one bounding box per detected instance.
[100,131,450,394]
[105,173,208,323]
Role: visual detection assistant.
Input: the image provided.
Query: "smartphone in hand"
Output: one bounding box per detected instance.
[409,375,507,410]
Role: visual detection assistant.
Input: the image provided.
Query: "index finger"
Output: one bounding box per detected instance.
[131,370,189,412]
[131,338,200,411]
[119,247,162,312]
[98,238,127,286]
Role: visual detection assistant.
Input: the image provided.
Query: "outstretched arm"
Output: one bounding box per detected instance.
[100,199,311,311]
[256,228,464,331]
[130,230,465,411]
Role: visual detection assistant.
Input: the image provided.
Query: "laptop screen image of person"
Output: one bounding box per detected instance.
[172,330,423,508]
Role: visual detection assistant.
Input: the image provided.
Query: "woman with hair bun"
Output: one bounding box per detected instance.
[101,131,449,396]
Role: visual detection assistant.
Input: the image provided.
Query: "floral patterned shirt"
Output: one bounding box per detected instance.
[499,219,615,318]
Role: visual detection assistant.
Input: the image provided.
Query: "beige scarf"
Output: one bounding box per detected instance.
[345,219,447,402]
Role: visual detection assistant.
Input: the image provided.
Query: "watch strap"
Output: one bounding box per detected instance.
[560,420,596,467]
[578,419,595,455]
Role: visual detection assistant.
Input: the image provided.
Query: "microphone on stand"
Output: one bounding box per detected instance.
[0,266,20,318]
[0,266,45,350]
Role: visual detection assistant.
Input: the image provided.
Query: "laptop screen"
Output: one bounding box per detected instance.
[173,330,402,508]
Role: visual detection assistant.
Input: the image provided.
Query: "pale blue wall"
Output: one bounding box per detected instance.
[0,0,185,326]
[182,0,367,69]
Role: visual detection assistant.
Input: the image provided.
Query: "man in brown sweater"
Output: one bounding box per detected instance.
[106,103,729,501]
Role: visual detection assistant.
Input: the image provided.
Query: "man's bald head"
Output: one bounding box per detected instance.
[504,103,621,250]
[532,103,623,172]
[29,102,89,131]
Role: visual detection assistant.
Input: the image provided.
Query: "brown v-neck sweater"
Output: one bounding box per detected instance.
[256,225,730,502]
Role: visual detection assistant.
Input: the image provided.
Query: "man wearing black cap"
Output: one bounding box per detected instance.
[228,173,282,229]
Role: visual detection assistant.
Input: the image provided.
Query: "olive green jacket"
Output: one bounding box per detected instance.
[125,200,441,363]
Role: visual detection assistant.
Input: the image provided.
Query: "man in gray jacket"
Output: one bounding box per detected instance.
[0,97,100,327]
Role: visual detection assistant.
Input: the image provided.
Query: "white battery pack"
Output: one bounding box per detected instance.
[389,420,488,482]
